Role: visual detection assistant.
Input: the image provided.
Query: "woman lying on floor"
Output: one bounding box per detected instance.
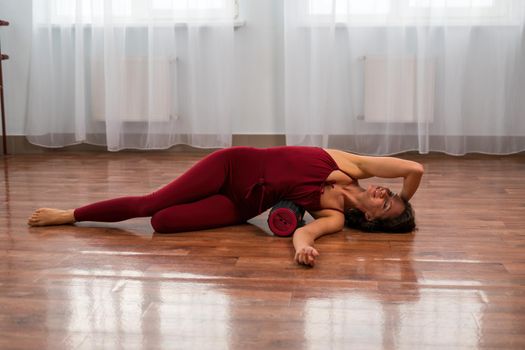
[28,146,424,267]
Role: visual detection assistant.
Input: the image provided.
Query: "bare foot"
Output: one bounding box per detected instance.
[28,208,76,227]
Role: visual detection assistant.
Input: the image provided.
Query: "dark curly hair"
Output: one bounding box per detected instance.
[344,198,415,233]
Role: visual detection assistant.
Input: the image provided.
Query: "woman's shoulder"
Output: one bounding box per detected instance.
[323,149,370,180]
[323,148,359,161]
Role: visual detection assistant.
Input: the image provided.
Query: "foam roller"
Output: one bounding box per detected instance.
[267,201,305,237]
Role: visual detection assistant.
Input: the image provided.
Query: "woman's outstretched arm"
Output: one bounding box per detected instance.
[293,209,345,267]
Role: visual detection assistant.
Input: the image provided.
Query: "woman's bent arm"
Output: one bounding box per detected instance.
[326,150,424,201]
[354,155,424,201]
[398,165,424,201]
[293,209,345,266]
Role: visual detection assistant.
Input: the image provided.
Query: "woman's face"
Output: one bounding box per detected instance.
[362,185,405,221]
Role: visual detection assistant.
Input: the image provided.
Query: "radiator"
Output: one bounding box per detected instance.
[363,55,434,123]
[91,57,177,122]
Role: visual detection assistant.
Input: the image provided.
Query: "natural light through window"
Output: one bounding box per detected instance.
[309,0,390,16]
[408,0,494,8]
[308,0,510,25]
[153,0,228,11]
[49,0,236,24]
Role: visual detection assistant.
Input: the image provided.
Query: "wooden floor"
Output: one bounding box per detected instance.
[1,151,525,349]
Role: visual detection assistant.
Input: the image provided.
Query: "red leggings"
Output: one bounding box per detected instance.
[74,150,244,233]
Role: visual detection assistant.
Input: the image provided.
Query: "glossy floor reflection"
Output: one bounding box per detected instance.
[1,152,525,349]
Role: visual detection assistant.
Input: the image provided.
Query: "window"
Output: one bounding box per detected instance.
[405,0,507,22]
[409,0,493,8]
[307,0,516,25]
[309,0,391,17]
[49,0,237,25]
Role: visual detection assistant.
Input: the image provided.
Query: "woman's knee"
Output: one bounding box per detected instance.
[150,211,178,233]
[150,195,243,233]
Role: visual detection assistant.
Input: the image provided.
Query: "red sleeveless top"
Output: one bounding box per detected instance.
[221,146,349,220]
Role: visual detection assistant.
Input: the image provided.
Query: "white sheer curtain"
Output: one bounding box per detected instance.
[26,0,235,151]
[284,0,525,155]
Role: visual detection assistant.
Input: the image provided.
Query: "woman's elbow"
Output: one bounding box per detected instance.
[321,219,345,236]
[334,218,345,232]
[412,162,424,176]
[414,163,425,176]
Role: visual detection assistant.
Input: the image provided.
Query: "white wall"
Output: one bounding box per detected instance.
[0,0,285,136]
[234,0,284,134]
[0,0,32,135]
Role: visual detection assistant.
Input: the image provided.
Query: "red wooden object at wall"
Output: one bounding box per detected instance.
[1,19,10,155]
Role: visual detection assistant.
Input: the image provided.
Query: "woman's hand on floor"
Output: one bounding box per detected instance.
[294,245,319,267]
[291,210,343,267]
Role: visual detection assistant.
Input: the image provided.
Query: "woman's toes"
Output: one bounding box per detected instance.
[28,212,42,225]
